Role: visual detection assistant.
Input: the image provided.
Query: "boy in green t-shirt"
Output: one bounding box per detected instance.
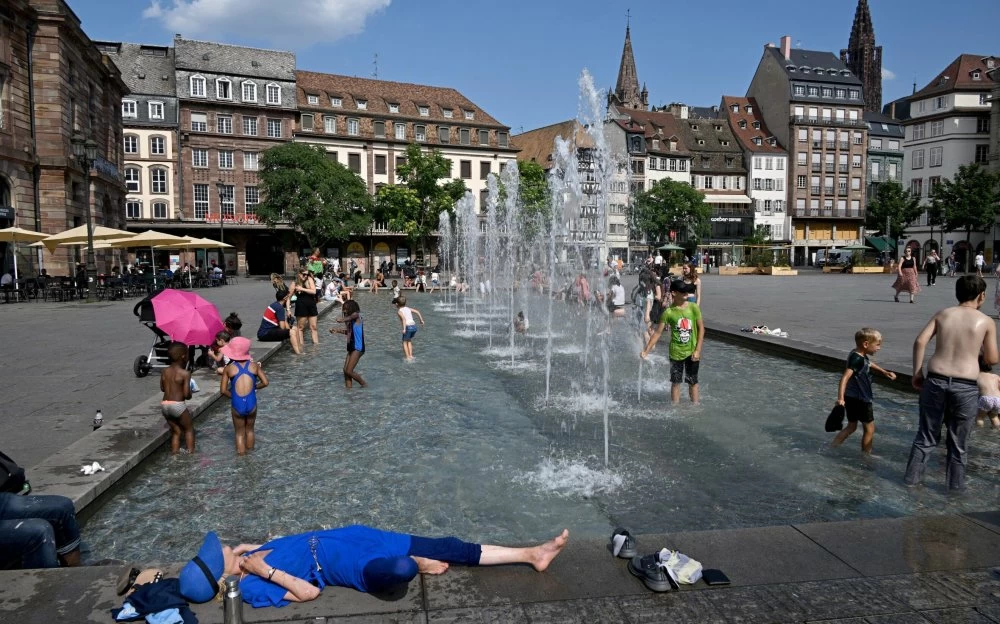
[641,280,705,404]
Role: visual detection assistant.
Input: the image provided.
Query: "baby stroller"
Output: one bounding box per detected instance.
[132,293,171,378]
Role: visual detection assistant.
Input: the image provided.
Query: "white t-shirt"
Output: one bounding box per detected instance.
[0,273,11,286]
[431,272,440,283]
[976,254,985,267]
[654,254,663,265]
[612,284,626,306]
[399,306,415,326]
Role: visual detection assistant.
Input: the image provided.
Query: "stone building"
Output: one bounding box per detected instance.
[292,70,517,268]
[840,0,882,113]
[607,24,648,112]
[0,0,128,277]
[862,110,904,254]
[748,36,868,265]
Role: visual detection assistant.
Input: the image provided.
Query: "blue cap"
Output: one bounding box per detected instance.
[179,531,224,603]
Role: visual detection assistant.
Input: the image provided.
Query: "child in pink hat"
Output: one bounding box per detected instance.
[220,337,269,455]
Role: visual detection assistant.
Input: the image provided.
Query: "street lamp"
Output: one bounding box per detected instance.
[71,132,99,303]
[215,179,226,271]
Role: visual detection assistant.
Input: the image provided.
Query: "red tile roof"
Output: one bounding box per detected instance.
[912,54,1000,98]
[719,96,785,153]
[612,108,692,155]
[512,120,594,169]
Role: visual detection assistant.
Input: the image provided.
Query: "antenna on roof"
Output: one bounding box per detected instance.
[626,8,630,29]
[372,53,379,80]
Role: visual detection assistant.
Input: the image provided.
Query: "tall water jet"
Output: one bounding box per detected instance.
[456,192,479,332]
[484,174,501,348]
[501,159,522,367]
[438,210,452,306]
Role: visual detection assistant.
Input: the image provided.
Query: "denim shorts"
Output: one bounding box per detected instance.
[402,325,418,341]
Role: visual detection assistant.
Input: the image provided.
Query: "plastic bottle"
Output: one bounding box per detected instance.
[223,576,243,624]
[93,409,104,430]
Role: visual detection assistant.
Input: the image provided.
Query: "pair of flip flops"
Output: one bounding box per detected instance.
[610,528,678,593]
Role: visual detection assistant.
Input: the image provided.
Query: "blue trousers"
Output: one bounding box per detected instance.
[0,494,80,569]
[903,374,980,490]
[361,535,482,592]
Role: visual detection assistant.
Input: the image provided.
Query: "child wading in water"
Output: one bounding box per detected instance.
[219,337,269,455]
[160,341,195,454]
[330,299,366,388]
[832,328,896,454]
[640,280,704,404]
[395,295,425,360]
[977,355,1000,428]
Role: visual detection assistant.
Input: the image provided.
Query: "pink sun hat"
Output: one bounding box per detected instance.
[220,336,252,361]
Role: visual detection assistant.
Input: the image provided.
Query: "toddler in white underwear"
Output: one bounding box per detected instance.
[976,354,1000,428]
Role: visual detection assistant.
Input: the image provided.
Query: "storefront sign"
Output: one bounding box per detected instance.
[0,206,14,220]
[711,217,746,222]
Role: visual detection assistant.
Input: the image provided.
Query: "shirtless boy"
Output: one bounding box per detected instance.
[904,276,999,490]
[160,342,195,454]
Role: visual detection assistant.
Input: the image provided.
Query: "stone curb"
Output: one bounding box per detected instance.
[25,300,338,514]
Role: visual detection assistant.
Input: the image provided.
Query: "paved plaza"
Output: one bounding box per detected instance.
[1,271,999,623]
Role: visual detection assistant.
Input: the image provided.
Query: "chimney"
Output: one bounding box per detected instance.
[780,35,792,61]
[890,102,896,119]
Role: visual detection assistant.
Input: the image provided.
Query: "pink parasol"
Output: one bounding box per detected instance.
[151,289,224,346]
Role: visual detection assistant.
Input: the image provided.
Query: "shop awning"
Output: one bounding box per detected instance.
[703,194,751,204]
[865,236,892,253]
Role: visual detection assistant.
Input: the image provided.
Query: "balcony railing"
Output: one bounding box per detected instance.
[811,163,821,172]
[810,185,821,194]
[791,208,864,219]
[792,115,865,128]
[825,163,835,172]
[824,186,835,194]
[839,164,849,173]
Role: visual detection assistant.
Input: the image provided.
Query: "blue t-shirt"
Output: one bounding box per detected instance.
[257,301,286,338]
[240,525,412,607]
[845,351,873,402]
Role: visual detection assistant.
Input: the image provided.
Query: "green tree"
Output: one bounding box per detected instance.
[376,144,466,262]
[865,180,923,246]
[631,178,712,247]
[928,164,1000,268]
[256,143,372,249]
[514,160,550,243]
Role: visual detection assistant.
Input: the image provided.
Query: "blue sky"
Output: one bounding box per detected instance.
[71,0,999,132]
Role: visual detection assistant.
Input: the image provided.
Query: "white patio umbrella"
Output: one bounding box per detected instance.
[109,231,192,285]
[156,237,232,286]
[41,224,134,252]
[0,226,49,288]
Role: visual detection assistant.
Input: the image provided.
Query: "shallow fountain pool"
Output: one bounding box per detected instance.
[83,292,1000,564]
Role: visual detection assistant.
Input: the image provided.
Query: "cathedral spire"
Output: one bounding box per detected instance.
[612,22,647,111]
[840,0,882,112]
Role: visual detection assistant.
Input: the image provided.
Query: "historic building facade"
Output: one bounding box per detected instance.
[607,24,648,112]
[0,0,128,277]
[748,36,868,265]
[862,111,904,253]
[901,54,999,265]
[291,70,518,268]
[840,0,882,113]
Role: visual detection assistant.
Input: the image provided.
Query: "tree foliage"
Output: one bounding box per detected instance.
[515,160,550,242]
[631,178,712,245]
[865,180,924,244]
[928,164,1000,246]
[256,143,372,249]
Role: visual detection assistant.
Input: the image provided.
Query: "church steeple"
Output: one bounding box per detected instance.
[840,0,882,112]
[611,22,648,111]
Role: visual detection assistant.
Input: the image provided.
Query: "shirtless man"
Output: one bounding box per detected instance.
[904,276,999,490]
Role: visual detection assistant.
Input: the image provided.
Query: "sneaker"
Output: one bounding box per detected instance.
[627,553,676,592]
[610,527,637,558]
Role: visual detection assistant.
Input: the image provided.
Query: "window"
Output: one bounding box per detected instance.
[215,79,231,100]
[464,110,475,120]
[849,110,858,121]
[218,150,233,169]
[753,157,762,170]
[929,146,943,167]
[928,176,941,193]
[765,179,775,190]
[888,140,899,150]
[192,148,208,168]
[776,159,784,170]
[193,184,209,219]
[242,81,257,102]
[395,123,406,140]
[307,95,319,105]
[981,93,989,105]
[480,161,491,180]
[144,100,164,121]
[324,116,337,134]
[418,106,429,116]
[835,88,846,98]
[331,97,342,107]
[853,132,863,145]
[797,175,807,188]
[327,152,338,163]
[888,162,898,180]
[219,184,234,219]
[499,131,510,148]
[438,126,450,143]
[851,177,861,191]
[808,86,819,97]
[793,85,805,96]
[765,157,773,170]
[149,167,167,195]
[395,156,407,171]
[266,83,281,105]
[267,119,282,138]
[740,120,748,129]
[301,114,314,131]
[822,87,833,98]
[798,128,807,142]
[356,99,367,110]
[153,201,168,219]
[388,103,399,113]
[703,176,713,189]
[348,153,361,173]
[443,108,453,118]
[126,200,141,219]
[479,129,489,145]
[244,187,259,216]
[347,118,359,136]
[912,123,925,140]
[776,178,784,191]
[374,154,386,175]
[460,128,471,145]
[149,136,165,155]
[122,100,137,118]
[930,121,944,137]
[935,95,948,109]
[415,125,426,142]
[912,149,925,169]
[460,160,472,179]
[852,154,861,168]
[190,75,206,97]
[870,138,882,150]
[978,116,991,133]
[753,178,762,190]
[244,151,258,171]
[123,135,138,154]
[243,116,258,136]
[849,89,860,100]
[911,178,923,197]
[124,167,140,192]
[217,114,232,134]
[975,145,990,164]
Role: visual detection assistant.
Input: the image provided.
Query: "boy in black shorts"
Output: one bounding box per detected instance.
[832,327,897,454]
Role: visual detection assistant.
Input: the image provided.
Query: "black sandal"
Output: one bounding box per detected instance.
[116,566,141,596]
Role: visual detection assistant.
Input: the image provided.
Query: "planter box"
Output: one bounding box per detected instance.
[763,266,798,276]
[849,266,883,274]
[822,265,846,273]
[718,266,740,276]
[740,267,763,275]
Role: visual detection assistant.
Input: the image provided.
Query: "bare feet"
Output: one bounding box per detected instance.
[412,556,449,575]
[531,529,569,572]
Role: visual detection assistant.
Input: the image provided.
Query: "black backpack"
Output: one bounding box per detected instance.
[0,450,28,494]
